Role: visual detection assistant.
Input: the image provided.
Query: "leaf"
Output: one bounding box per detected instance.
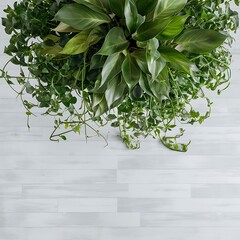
[135,0,158,15]
[54,3,110,31]
[124,0,145,33]
[122,52,141,91]
[90,54,107,70]
[109,0,125,17]
[132,49,150,74]
[95,52,125,92]
[157,15,189,40]
[176,29,228,53]
[146,38,166,79]
[92,93,108,117]
[105,74,127,109]
[234,0,239,6]
[139,72,154,97]
[97,27,129,55]
[74,0,107,14]
[159,46,197,74]
[153,0,187,19]
[53,22,80,32]
[148,69,170,100]
[133,17,172,41]
[60,30,101,55]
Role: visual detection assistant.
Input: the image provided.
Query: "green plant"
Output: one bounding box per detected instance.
[1,0,239,151]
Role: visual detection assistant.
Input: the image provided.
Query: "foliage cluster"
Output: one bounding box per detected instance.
[1,0,239,150]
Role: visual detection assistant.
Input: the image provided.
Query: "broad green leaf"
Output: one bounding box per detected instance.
[139,72,154,96]
[74,0,108,14]
[157,15,189,40]
[148,69,170,100]
[146,38,165,80]
[90,54,107,70]
[176,29,228,53]
[122,52,141,90]
[159,46,197,74]
[153,0,187,19]
[96,52,125,91]
[135,0,158,15]
[109,0,125,17]
[97,27,129,55]
[105,74,127,109]
[53,22,80,32]
[124,0,145,33]
[132,49,150,74]
[92,93,108,117]
[133,17,172,41]
[234,0,239,6]
[54,3,110,31]
[60,30,99,55]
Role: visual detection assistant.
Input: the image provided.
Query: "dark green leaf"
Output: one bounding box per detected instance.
[159,46,197,74]
[133,17,172,41]
[135,0,158,15]
[109,0,125,17]
[124,0,144,33]
[95,52,125,91]
[122,52,141,90]
[132,49,150,74]
[97,27,129,55]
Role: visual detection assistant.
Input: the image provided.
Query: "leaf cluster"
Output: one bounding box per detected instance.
[1,0,239,150]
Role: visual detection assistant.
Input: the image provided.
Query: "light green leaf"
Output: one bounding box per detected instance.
[122,52,141,90]
[133,17,172,41]
[60,31,89,55]
[92,93,108,117]
[105,74,127,109]
[53,22,80,32]
[154,0,187,19]
[124,0,145,33]
[135,0,158,15]
[96,52,125,92]
[157,15,189,40]
[97,27,129,55]
[54,3,110,31]
[60,28,103,55]
[176,29,228,53]
[159,46,197,74]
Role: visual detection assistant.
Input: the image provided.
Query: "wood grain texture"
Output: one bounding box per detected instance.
[0,1,240,239]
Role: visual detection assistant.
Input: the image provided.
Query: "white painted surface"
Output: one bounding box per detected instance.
[0,1,240,239]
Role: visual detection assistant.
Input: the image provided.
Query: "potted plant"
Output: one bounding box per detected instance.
[1,0,239,151]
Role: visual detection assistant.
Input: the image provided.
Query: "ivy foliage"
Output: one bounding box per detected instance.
[1,0,239,150]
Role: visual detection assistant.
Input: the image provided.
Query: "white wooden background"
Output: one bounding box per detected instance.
[0,1,240,240]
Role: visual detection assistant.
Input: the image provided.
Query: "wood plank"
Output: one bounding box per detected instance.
[0,213,140,227]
